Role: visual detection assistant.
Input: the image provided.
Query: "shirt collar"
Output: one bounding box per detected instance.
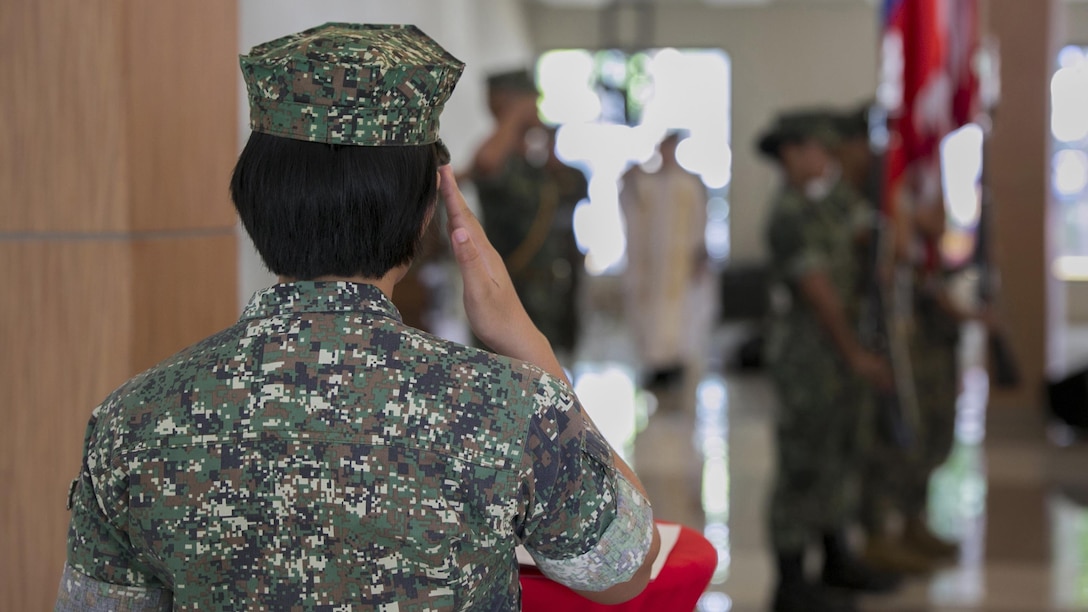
[239,281,403,323]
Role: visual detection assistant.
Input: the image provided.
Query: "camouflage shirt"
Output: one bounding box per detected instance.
[765,182,861,367]
[59,282,652,611]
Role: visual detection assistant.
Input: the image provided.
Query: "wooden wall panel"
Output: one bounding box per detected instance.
[130,234,239,372]
[0,0,129,233]
[1,1,240,607]
[0,242,133,612]
[125,0,239,232]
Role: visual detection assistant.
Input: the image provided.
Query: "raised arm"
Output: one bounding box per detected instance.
[440,165,659,602]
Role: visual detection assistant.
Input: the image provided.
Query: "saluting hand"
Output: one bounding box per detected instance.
[439,166,564,379]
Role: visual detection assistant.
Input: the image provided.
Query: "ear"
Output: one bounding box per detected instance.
[421,198,437,237]
[415,171,439,237]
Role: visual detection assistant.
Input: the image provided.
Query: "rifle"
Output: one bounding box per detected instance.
[974,115,1021,388]
[859,104,917,449]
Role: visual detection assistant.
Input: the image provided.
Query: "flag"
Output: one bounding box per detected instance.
[881,0,979,264]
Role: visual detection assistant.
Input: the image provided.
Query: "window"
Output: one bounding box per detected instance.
[1051,45,1088,281]
[535,48,732,274]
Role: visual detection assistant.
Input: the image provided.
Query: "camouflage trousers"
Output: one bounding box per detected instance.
[861,314,958,529]
[768,344,867,552]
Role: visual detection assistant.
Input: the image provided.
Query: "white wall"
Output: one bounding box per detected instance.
[524,2,881,264]
[236,0,534,306]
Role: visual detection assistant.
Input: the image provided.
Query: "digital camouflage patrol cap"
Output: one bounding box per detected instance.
[486,68,537,94]
[833,102,873,141]
[756,109,841,160]
[240,23,465,147]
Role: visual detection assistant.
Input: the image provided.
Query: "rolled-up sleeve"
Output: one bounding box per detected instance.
[55,563,172,612]
[529,476,654,590]
[518,373,654,591]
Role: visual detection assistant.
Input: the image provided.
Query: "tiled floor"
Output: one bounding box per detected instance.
[563,284,1088,612]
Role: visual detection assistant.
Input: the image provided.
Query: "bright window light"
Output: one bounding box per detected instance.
[538,50,600,125]
[1051,63,1088,143]
[1054,256,1088,281]
[940,123,984,228]
[1054,150,1088,197]
[1052,45,1088,277]
[538,47,732,275]
[573,366,638,460]
[1058,45,1087,70]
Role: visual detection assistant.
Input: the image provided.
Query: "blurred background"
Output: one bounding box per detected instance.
[5,0,1088,610]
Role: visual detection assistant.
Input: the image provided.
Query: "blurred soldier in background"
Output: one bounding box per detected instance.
[859,134,968,574]
[760,111,898,612]
[836,105,941,575]
[620,132,712,390]
[470,69,588,359]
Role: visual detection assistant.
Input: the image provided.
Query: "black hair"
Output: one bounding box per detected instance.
[230,132,439,280]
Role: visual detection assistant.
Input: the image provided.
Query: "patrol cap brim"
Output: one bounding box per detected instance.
[757,109,841,159]
[757,130,784,159]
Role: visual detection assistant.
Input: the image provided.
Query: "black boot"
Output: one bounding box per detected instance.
[644,364,685,390]
[772,550,857,612]
[821,529,902,593]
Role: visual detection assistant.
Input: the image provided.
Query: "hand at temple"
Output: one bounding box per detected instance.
[439,166,562,378]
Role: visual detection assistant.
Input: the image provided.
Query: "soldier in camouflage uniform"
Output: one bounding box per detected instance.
[903,269,962,551]
[859,154,965,571]
[471,69,587,359]
[833,107,952,574]
[57,23,660,611]
[759,111,898,612]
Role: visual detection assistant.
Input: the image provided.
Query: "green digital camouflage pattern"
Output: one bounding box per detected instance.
[241,23,464,146]
[909,291,959,464]
[475,154,587,355]
[764,183,866,552]
[861,285,958,525]
[64,282,629,610]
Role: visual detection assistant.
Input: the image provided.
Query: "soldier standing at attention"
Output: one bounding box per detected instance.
[760,111,898,612]
[57,23,658,611]
[470,69,587,360]
[834,106,951,575]
[863,152,969,573]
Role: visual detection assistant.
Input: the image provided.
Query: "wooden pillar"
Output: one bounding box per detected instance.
[986,0,1063,414]
[0,1,238,608]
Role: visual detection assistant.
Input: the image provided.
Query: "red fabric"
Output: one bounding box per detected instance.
[949,4,980,127]
[883,0,948,217]
[882,0,979,268]
[519,523,717,612]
